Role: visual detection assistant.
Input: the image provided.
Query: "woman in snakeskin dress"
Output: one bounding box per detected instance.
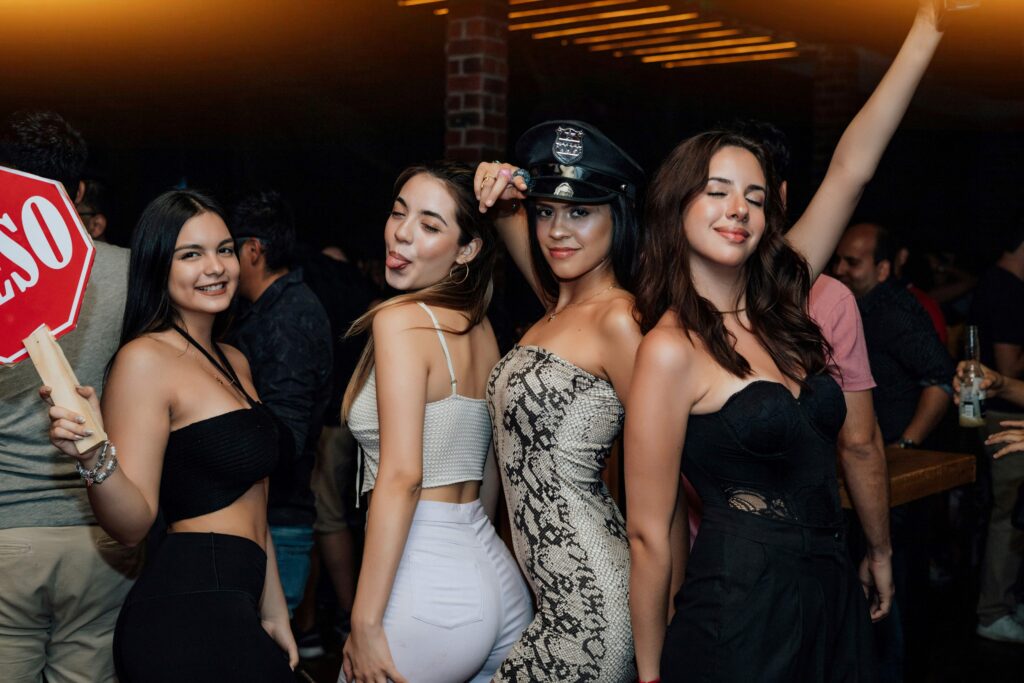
[474,121,644,682]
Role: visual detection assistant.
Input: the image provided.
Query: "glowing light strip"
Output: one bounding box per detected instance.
[588,29,740,52]
[663,50,800,69]
[433,7,449,14]
[630,35,772,56]
[573,21,722,44]
[642,40,798,63]
[532,12,699,39]
[511,5,670,31]
[397,0,445,6]
[510,0,637,19]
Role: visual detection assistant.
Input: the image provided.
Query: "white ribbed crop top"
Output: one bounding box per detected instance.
[348,302,492,497]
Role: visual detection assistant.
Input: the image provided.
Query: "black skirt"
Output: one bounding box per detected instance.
[662,507,877,683]
[114,532,293,682]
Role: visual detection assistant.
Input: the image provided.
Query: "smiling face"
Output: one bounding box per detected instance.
[682,145,767,271]
[167,211,239,316]
[534,200,614,281]
[384,172,479,291]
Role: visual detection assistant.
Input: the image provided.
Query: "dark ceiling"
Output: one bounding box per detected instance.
[3,1,1021,255]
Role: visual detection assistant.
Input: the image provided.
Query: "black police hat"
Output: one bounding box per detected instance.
[515,120,644,204]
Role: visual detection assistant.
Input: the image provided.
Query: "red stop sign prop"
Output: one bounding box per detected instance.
[0,165,95,365]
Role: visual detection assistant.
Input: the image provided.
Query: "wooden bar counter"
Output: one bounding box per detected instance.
[840,446,976,509]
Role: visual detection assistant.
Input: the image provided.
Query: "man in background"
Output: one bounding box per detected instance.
[228,191,333,617]
[0,110,138,683]
[969,229,1024,643]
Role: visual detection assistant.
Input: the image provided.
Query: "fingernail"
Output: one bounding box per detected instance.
[84,430,94,436]
[76,416,86,424]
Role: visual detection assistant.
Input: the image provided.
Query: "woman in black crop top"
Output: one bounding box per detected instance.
[43,190,297,681]
[624,4,945,682]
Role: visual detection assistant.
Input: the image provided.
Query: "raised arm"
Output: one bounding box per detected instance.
[343,306,430,683]
[474,161,545,300]
[43,340,170,547]
[788,0,944,277]
[626,326,703,681]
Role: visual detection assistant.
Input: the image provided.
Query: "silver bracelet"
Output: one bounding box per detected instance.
[76,441,118,487]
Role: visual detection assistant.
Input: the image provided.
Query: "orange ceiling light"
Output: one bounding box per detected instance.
[628,35,773,56]
[399,1,799,72]
[572,21,723,44]
[509,0,638,19]
[663,50,801,68]
[532,11,699,39]
[587,29,740,52]
[642,40,799,63]
[510,5,671,32]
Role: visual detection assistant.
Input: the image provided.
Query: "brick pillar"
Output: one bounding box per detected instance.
[445,0,509,162]
[812,45,859,179]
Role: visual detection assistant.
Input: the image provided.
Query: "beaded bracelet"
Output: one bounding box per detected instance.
[76,440,119,487]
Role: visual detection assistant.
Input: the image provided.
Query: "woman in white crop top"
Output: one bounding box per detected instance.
[338,162,531,683]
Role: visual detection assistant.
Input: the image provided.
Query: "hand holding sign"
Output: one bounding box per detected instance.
[1,165,106,453]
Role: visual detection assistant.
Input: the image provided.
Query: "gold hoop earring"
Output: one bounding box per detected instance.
[449,262,469,285]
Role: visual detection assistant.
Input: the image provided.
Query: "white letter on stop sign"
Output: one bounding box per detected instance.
[22,196,73,269]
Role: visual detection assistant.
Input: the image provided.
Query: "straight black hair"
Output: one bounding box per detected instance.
[525,192,640,302]
[118,189,230,352]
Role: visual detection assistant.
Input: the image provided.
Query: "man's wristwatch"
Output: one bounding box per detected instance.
[897,437,918,449]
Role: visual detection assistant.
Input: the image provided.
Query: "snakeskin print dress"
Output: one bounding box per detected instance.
[487,345,636,682]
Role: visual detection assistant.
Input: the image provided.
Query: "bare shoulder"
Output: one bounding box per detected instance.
[598,292,641,340]
[112,335,173,375]
[371,301,424,335]
[637,314,699,374]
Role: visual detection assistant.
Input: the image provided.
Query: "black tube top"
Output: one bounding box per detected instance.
[160,404,280,524]
[682,372,847,529]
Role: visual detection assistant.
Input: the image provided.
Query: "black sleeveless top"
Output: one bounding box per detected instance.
[682,372,847,529]
[159,328,281,524]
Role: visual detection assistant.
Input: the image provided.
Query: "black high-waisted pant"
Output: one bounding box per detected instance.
[662,507,877,683]
[113,532,293,682]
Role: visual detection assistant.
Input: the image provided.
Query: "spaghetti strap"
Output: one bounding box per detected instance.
[171,324,259,407]
[417,302,457,394]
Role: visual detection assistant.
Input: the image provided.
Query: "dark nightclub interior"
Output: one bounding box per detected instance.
[3,2,1024,681]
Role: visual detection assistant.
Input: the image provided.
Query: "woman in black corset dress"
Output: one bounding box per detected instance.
[43,190,297,681]
[625,3,944,682]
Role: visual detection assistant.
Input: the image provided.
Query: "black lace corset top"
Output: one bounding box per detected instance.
[160,404,280,523]
[682,372,847,528]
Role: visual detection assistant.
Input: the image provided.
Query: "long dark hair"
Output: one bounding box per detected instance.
[526,192,641,302]
[118,189,230,351]
[635,131,828,385]
[342,161,498,418]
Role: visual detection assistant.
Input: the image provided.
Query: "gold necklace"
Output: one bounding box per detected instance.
[546,283,617,322]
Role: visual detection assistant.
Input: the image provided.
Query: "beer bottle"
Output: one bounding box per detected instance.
[959,325,986,428]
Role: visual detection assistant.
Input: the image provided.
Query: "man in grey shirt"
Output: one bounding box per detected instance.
[0,110,138,683]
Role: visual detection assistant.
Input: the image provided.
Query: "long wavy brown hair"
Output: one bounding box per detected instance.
[634,131,829,385]
[341,161,497,418]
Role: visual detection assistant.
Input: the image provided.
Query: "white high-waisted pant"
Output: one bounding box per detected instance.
[340,499,532,683]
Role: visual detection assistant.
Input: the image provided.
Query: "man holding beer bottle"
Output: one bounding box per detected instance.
[966,229,1024,643]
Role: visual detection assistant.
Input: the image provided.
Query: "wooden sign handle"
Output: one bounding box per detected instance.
[23,324,107,454]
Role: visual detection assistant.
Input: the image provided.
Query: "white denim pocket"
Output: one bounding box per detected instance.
[409,549,484,630]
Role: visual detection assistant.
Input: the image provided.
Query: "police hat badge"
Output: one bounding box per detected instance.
[553,182,575,198]
[552,126,584,165]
